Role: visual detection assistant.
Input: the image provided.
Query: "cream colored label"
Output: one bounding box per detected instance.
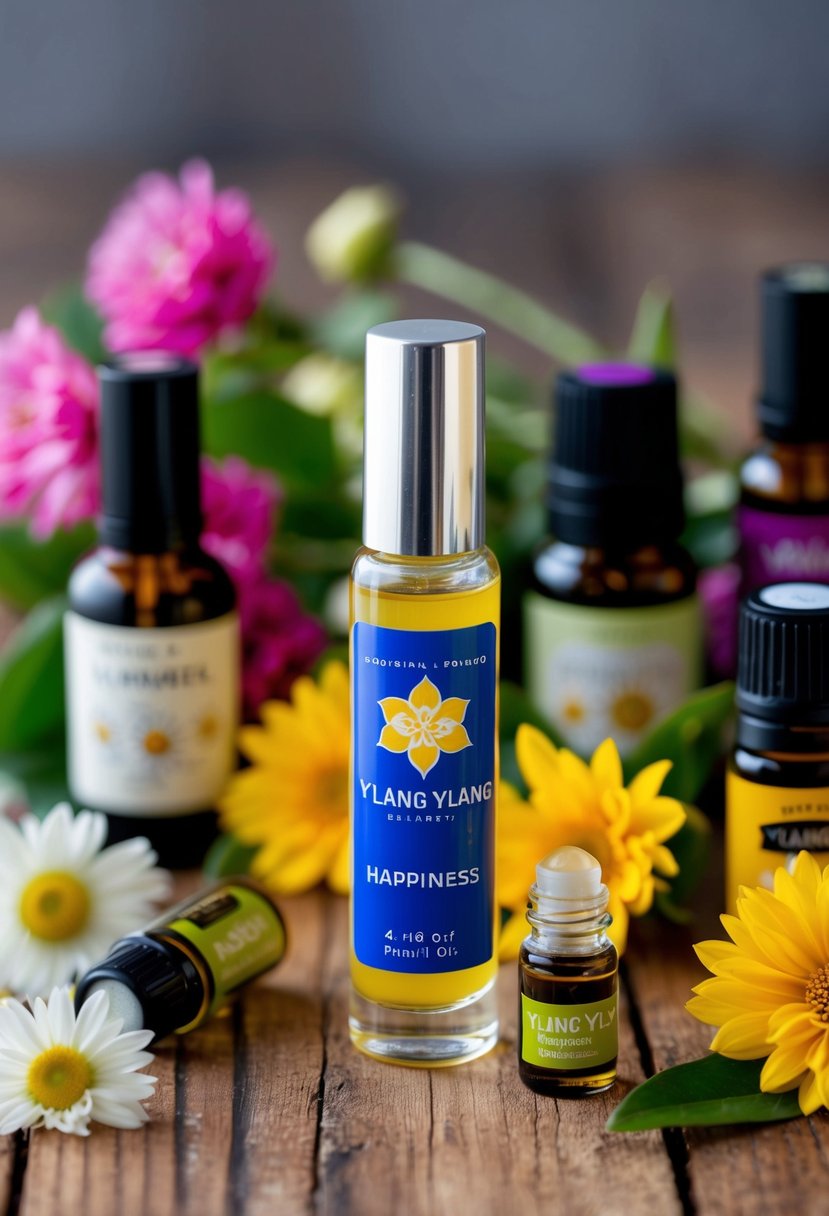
[524,592,702,757]
[65,612,239,816]
[726,770,829,914]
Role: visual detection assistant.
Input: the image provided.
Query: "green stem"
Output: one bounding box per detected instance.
[396,240,607,365]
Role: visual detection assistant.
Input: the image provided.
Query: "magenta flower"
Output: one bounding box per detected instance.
[200,455,281,586]
[240,575,327,716]
[86,160,274,356]
[699,562,740,680]
[0,308,99,537]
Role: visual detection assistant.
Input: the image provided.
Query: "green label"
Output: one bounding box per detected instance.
[523,592,702,757]
[169,883,286,1014]
[520,992,618,1070]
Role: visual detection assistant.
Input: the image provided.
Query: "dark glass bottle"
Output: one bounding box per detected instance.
[727,583,829,913]
[524,363,701,758]
[65,355,239,867]
[518,846,618,1097]
[739,265,829,593]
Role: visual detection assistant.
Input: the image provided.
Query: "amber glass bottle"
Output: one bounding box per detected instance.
[726,583,829,914]
[518,846,618,1097]
[524,363,701,758]
[65,356,239,867]
[739,265,829,592]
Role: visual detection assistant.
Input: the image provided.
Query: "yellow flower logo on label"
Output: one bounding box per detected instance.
[377,675,472,778]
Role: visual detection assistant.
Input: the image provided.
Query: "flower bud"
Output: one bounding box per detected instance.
[305,185,401,283]
[282,353,362,418]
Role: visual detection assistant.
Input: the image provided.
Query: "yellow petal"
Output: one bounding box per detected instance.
[760,1045,809,1093]
[651,843,679,878]
[378,696,415,725]
[320,661,349,708]
[499,911,528,961]
[408,741,440,777]
[408,676,441,711]
[378,723,410,753]
[591,737,623,793]
[515,724,560,792]
[798,1071,824,1115]
[628,758,672,805]
[431,696,468,725]
[709,1013,772,1058]
[327,835,350,894]
[607,895,629,955]
[435,723,472,753]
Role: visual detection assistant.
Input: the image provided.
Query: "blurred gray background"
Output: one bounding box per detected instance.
[0,0,828,434]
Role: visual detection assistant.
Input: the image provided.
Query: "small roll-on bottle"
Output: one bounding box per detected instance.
[518,846,618,1097]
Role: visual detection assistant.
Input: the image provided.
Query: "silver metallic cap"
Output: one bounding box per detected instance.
[363,319,486,556]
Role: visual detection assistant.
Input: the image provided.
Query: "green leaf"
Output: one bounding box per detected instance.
[0,521,94,611]
[607,1054,802,1131]
[41,283,106,363]
[0,738,68,816]
[311,290,398,361]
[627,281,677,370]
[202,389,337,492]
[203,832,258,880]
[624,682,735,804]
[0,596,66,751]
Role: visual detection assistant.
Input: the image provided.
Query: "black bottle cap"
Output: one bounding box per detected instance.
[758,265,829,442]
[74,936,206,1044]
[548,363,685,547]
[736,582,829,751]
[98,354,202,551]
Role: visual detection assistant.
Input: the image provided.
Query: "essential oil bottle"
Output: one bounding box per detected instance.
[524,363,701,757]
[518,846,618,1097]
[350,320,500,1066]
[65,355,239,868]
[727,582,829,913]
[75,877,286,1042]
[739,266,829,592]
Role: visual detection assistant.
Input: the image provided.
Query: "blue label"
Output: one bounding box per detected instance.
[352,621,496,973]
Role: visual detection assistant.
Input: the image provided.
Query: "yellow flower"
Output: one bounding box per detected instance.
[497,726,685,957]
[219,662,350,895]
[377,675,471,779]
[282,353,362,418]
[687,851,829,1115]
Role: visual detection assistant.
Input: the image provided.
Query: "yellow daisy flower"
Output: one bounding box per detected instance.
[687,851,829,1115]
[497,725,685,956]
[219,661,350,895]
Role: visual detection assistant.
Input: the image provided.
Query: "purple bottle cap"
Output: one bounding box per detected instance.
[577,362,656,387]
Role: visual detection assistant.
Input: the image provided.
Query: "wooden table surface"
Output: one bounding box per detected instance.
[1,877,826,1216]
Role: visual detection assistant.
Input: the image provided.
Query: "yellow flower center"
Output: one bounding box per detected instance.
[143,730,171,755]
[611,691,655,732]
[19,871,91,941]
[27,1046,92,1111]
[806,963,829,1022]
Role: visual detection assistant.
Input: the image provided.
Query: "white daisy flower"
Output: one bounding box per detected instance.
[0,803,170,998]
[0,986,156,1136]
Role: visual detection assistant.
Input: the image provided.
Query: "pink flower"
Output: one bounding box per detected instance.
[240,575,327,716]
[86,160,274,356]
[201,455,281,586]
[0,308,99,537]
[699,562,740,680]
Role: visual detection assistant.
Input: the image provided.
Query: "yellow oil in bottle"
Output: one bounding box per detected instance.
[349,568,500,1014]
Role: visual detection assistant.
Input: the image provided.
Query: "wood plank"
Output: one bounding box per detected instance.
[16,890,326,1216]
[0,1129,17,1215]
[315,895,682,1216]
[626,895,829,1216]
